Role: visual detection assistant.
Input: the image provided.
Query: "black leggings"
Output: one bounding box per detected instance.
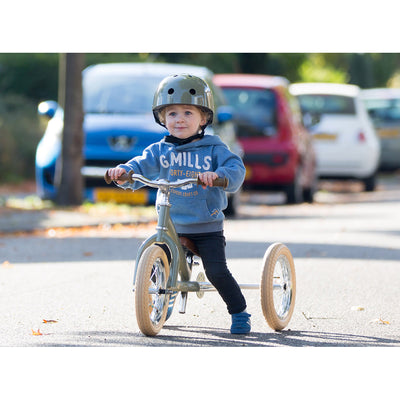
[179,231,246,315]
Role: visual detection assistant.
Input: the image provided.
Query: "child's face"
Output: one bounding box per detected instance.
[164,105,207,140]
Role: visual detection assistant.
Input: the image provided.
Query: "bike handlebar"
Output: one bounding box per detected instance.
[104,169,228,189]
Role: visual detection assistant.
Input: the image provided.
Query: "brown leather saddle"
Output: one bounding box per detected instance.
[179,236,200,257]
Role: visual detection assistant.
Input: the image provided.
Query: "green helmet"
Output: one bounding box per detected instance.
[152,74,214,128]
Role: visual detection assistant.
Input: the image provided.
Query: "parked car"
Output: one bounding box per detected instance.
[36,63,242,215]
[289,82,380,191]
[213,74,317,204]
[360,88,400,171]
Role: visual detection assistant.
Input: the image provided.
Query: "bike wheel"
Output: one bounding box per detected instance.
[135,245,170,336]
[260,243,296,331]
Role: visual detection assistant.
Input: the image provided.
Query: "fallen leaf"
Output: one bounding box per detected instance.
[351,306,365,311]
[369,318,390,325]
[42,319,58,324]
[31,329,43,336]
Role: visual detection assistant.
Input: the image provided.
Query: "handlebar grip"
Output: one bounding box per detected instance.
[197,176,229,189]
[104,169,132,184]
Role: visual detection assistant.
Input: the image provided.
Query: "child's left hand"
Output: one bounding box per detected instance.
[198,172,219,188]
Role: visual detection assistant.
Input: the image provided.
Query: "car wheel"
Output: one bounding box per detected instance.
[303,173,318,203]
[286,169,303,204]
[362,173,377,192]
[224,191,240,217]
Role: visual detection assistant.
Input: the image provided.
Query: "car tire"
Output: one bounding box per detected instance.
[286,169,303,204]
[303,173,318,203]
[224,191,240,217]
[362,173,377,192]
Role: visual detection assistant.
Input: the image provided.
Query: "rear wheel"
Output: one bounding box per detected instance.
[362,173,376,192]
[260,243,296,331]
[135,245,170,336]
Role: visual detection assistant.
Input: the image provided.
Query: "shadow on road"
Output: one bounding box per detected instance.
[33,326,400,347]
[2,236,400,263]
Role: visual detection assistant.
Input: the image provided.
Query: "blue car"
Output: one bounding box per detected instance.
[35,63,242,214]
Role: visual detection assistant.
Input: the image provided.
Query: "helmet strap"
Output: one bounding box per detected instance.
[164,130,205,146]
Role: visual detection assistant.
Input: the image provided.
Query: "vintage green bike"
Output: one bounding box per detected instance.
[105,170,296,336]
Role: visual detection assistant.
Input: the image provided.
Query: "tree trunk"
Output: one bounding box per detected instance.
[55,53,85,206]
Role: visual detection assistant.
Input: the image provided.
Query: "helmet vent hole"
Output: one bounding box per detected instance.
[168,88,174,95]
[189,89,196,95]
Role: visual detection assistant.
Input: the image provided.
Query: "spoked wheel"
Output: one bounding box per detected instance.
[135,245,170,336]
[260,243,296,331]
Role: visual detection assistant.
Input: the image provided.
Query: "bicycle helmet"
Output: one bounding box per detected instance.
[152,74,214,129]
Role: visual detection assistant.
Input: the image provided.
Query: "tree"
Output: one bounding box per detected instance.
[55,53,85,206]
[297,54,348,83]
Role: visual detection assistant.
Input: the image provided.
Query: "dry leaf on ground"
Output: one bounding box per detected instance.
[351,306,365,311]
[369,318,390,325]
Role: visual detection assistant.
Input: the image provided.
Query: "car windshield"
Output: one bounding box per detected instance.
[296,94,356,115]
[363,98,400,123]
[83,74,159,114]
[221,88,277,137]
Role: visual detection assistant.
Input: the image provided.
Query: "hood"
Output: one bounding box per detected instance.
[83,113,166,161]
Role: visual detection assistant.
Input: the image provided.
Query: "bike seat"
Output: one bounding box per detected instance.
[179,237,200,257]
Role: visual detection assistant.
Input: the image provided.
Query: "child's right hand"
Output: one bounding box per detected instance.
[108,167,128,184]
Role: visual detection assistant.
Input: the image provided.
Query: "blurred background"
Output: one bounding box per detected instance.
[1,52,400,186]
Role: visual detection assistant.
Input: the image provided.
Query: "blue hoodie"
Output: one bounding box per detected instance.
[117,135,245,234]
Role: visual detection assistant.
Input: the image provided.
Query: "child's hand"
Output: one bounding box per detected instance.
[108,167,128,184]
[198,172,219,188]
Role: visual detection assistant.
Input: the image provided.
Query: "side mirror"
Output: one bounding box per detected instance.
[38,100,59,119]
[216,105,234,124]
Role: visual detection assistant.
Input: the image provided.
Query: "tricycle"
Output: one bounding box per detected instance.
[105,170,296,336]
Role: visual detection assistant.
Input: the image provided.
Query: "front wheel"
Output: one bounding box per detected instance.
[135,245,170,336]
[260,243,296,331]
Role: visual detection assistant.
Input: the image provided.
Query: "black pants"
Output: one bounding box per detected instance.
[179,231,246,315]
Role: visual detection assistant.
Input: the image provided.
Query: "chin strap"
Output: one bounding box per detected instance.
[164,127,206,145]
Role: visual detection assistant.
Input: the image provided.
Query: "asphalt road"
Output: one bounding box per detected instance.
[1,174,400,348]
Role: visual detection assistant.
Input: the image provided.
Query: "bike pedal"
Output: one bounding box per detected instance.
[196,272,206,298]
[178,292,188,314]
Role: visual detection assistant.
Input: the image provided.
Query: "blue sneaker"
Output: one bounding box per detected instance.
[230,312,251,334]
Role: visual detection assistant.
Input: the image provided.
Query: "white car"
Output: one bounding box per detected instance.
[289,83,380,191]
[360,88,400,171]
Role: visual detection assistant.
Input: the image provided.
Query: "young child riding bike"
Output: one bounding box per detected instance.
[107,73,251,334]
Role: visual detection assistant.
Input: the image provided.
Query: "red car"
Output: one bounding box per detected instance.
[213,74,317,204]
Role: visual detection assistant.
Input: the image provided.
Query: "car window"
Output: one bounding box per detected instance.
[296,94,356,116]
[83,75,159,114]
[363,98,400,123]
[221,88,277,137]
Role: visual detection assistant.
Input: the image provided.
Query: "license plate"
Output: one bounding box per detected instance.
[94,188,148,204]
[313,133,337,141]
[378,128,400,138]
